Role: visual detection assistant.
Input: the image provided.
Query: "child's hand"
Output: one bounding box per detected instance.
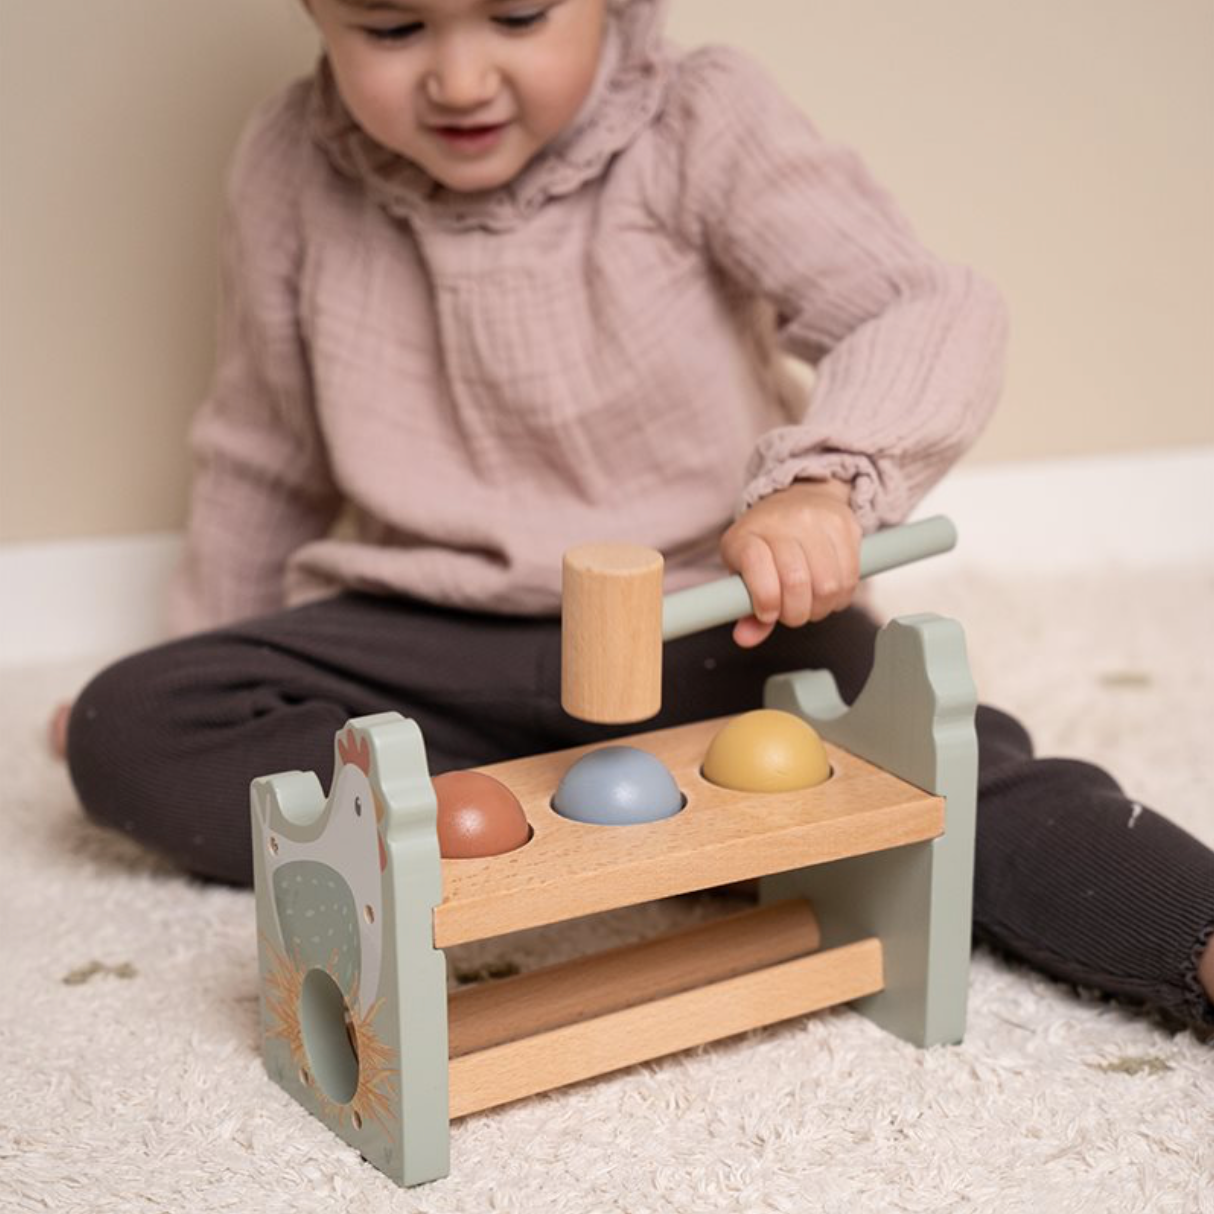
[720,480,862,648]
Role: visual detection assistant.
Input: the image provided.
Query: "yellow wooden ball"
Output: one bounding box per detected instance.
[702,709,831,793]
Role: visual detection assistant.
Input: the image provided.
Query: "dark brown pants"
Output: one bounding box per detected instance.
[66,592,1214,1027]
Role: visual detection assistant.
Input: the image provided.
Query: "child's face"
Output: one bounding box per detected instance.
[306,0,608,193]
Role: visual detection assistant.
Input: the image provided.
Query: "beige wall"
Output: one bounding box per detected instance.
[2,0,1211,543]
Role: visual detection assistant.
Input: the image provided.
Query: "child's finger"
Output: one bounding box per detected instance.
[797,538,836,620]
[768,535,814,629]
[831,510,862,590]
[732,614,776,648]
[804,516,862,621]
[805,547,853,621]
[734,535,782,626]
[724,535,780,647]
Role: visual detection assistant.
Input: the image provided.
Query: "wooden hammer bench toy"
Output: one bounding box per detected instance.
[251,516,978,1186]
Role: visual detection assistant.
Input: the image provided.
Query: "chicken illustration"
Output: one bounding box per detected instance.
[253,728,388,1012]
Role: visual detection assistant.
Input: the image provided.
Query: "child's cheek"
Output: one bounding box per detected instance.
[334,57,410,151]
[524,29,602,139]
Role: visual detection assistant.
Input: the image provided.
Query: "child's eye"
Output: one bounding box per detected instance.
[492,9,548,32]
[363,22,424,43]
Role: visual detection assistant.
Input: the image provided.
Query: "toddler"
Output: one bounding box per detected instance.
[65,0,1212,1027]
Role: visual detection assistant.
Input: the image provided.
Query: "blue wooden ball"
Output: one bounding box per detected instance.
[552,746,684,826]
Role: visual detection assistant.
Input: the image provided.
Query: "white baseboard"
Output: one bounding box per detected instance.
[1,447,1210,668]
[913,445,1213,571]
[0,532,183,668]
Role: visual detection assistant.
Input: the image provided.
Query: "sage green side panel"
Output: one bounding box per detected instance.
[760,614,978,1047]
[251,711,450,1186]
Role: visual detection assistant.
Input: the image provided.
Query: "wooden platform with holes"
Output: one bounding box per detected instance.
[436,716,944,948]
[251,612,979,1187]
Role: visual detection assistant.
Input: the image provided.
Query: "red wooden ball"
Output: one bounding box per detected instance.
[432,770,531,859]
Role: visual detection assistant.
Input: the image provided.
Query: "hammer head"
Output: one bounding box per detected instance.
[561,543,665,724]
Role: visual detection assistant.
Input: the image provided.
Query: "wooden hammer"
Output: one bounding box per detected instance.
[561,516,957,723]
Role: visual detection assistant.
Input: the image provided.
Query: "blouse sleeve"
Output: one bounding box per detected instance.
[662,48,1008,531]
[167,86,342,635]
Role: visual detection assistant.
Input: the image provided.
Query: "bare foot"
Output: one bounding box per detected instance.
[49,701,71,760]
[1199,934,1214,1006]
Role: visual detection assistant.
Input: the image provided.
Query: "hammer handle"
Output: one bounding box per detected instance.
[661,515,957,642]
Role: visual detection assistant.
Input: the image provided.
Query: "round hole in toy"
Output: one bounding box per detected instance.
[701,709,831,793]
[433,770,532,858]
[299,967,359,1105]
[552,745,685,826]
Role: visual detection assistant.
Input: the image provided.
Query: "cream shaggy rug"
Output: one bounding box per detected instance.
[2,561,1212,1213]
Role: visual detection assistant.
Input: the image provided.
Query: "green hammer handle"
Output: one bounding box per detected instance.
[661,515,957,642]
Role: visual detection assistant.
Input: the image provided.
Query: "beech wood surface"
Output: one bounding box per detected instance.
[447,897,822,1057]
[561,543,665,723]
[447,937,884,1118]
[434,717,943,948]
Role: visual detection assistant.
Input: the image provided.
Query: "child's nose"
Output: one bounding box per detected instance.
[425,37,500,110]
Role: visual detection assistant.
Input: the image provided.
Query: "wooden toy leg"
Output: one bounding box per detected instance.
[251,712,451,1186]
[759,615,978,1047]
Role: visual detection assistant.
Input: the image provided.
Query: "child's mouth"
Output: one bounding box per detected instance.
[433,123,509,153]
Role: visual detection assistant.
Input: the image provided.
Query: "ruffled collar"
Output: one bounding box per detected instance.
[309,0,670,232]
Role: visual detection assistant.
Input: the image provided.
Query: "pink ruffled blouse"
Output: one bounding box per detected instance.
[169,0,1007,632]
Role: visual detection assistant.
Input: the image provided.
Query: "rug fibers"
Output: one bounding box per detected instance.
[1,563,1211,1213]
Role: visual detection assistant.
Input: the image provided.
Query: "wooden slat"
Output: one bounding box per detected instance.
[435,717,942,947]
[448,937,883,1119]
[448,898,821,1057]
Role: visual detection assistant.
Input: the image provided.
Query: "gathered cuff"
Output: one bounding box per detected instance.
[738,444,888,534]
